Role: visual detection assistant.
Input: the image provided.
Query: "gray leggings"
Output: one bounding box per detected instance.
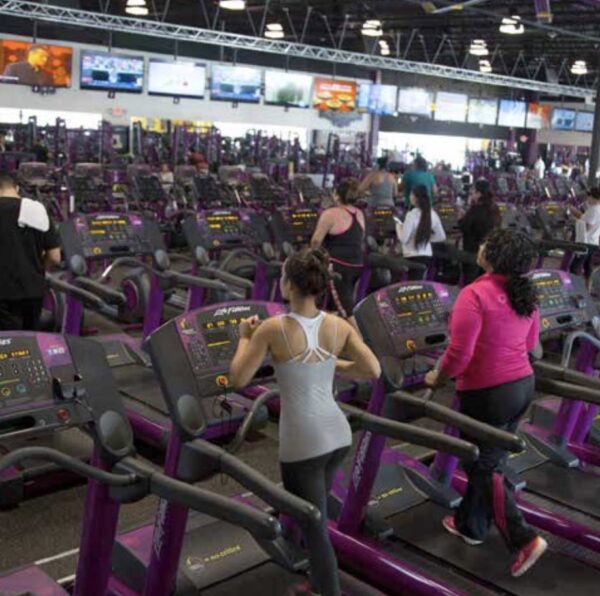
[280,447,349,596]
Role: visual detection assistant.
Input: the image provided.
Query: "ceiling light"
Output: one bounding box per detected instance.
[362,19,383,37]
[266,23,283,32]
[365,20,382,27]
[362,26,383,37]
[126,6,148,14]
[126,0,145,5]
[571,60,588,75]
[469,40,489,57]
[500,15,524,35]
[381,48,390,56]
[379,40,389,47]
[265,30,285,39]
[479,60,492,73]
[219,0,246,10]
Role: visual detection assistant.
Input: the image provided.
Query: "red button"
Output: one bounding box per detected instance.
[216,375,228,387]
[56,408,70,422]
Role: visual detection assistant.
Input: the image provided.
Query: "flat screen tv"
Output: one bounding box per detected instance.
[526,103,552,129]
[357,84,397,116]
[575,111,594,133]
[148,59,206,98]
[467,98,498,125]
[264,70,313,108]
[397,87,434,117]
[497,100,527,128]
[210,64,262,103]
[0,39,72,88]
[434,91,468,123]
[80,50,144,93]
[551,108,576,131]
[313,78,357,112]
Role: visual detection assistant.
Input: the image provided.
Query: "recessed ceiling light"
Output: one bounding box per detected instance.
[219,0,246,10]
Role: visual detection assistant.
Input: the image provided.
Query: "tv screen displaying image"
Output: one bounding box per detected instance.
[551,108,576,131]
[357,84,397,116]
[467,98,498,125]
[497,100,527,128]
[210,65,262,103]
[0,39,72,88]
[313,78,357,112]
[526,103,552,129]
[576,111,594,133]
[434,91,468,123]
[397,87,434,117]
[80,51,144,93]
[264,70,313,108]
[148,59,206,98]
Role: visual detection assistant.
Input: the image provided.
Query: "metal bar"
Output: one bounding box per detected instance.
[246,8,257,37]
[0,0,592,98]
[161,0,171,22]
[258,0,270,37]
[402,28,418,60]
[432,34,447,64]
[283,7,297,42]
[431,0,490,15]
[199,0,210,29]
[589,56,600,186]
[337,14,349,50]
[211,4,220,30]
[321,14,337,48]
[300,6,312,44]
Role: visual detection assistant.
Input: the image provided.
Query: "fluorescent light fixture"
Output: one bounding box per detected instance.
[469,40,489,56]
[126,0,145,5]
[265,30,285,39]
[479,60,492,73]
[266,23,283,31]
[381,48,390,56]
[365,20,382,27]
[378,40,388,47]
[571,60,588,75]
[362,19,383,37]
[500,15,524,35]
[219,0,246,10]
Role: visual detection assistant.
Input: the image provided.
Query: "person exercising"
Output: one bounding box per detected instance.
[311,178,365,328]
[425,228,547,578]
[231,248,381,596]
[0,172,61,330]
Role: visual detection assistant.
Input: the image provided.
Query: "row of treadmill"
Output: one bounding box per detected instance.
[2,198,600,595]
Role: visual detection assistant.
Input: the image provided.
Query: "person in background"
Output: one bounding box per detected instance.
[2,45,53,87]
[0,172,61,330]
[311,178,365,328]
[459,179,502,284]
[397,184,446,278]
[231,248,381,596]
[570,187,600,278]
[533,156,546,180]
[400,155,437,208]
[357,156,397,208]
[425,229,547,578]
[159,162,174,192]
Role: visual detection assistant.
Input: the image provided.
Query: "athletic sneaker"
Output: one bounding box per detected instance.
[442,516,484,546]
[511,536,548,578]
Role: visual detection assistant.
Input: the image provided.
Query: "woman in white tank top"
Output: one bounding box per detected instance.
[231,248,380,596]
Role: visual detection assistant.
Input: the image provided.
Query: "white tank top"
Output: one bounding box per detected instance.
[274,311,352,463]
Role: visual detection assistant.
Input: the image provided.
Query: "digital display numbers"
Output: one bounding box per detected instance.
[206,213,241,230]
[532,276,566,309]
[0,349,30,361]
[89,217,129,235]
[395,291,435,305]
[292,211,318,223]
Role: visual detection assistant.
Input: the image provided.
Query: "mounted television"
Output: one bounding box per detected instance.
[551,108,576,131]
[313,78,357,112]
[526,103,552,129]
[576,111,594,133]
[497,100,527,128]
[467,98,498,125]
[80,51,144,93]
[148,59,206,98]
[434,91,468,123]
[397,87,434,117]
[264,70,313,108]
[210,64,262,103]
[357,84,397,116]
[0,39,72,88]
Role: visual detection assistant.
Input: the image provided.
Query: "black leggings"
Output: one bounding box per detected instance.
[329,262,362,319]
[0,298,43,331]
[455,375,537,551]
[280,447,349,596]
[406,256,431,280]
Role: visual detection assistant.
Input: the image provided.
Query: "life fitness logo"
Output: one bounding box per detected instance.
[213,305,253,317]
[397,285,425,293]
[0,339,12,346]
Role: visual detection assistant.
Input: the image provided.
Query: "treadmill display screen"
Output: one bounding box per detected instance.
[0,337,49,403]
[0,348,31,361]
[290,209,319,235]
[206,211,243,234]
[532,273,567,311]
[389,284,447,329]
[89,216,130,238]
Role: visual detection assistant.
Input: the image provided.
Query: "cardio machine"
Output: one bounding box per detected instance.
[66,163,111,214]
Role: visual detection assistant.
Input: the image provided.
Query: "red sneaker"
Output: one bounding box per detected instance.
[442,516,483,546]
[511,536,548,578]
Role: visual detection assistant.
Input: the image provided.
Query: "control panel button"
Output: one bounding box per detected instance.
[216,375,229,387]
[1,387,11,398]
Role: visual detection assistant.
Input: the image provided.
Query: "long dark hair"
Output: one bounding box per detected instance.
[284,247,330,299]
[413,185,432,249]
[483,228,537,317]
[474,179,501,226]
[336,178,359,205]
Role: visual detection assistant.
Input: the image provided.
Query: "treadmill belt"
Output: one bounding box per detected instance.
[391,502,600,595]
[525,462,600,519]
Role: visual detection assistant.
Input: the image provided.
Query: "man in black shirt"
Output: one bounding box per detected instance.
[2,45,53,87]
[0,172,61,330]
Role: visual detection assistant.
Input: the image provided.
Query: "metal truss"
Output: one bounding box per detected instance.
[0,0,594,99]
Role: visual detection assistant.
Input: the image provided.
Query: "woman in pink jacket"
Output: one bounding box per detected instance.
[426,228,547,578]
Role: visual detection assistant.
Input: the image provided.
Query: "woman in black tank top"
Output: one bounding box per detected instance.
[311,179,365,326]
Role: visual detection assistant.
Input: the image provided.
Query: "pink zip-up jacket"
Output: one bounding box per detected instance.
[440,273,539,391]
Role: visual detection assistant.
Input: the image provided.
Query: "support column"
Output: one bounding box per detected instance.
[367,70,382,161]
[589,72,600,187]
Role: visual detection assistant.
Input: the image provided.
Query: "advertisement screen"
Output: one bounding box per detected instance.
[551,108,576,131]
[526,103,552,129]
[148,59,206,98]
[497,100,527,128]
[80,51,144,93]
[357,84,397,116]
[210,65,262,103]
[312,78,357,112]
[576,111,594,133]
[434,91,468,123]
[397,87,434,117]
[0,39,72,88]
[467,98,498,125]
[264,70,313,108]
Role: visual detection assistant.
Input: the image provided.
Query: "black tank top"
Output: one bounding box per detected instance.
[323,207,364,266]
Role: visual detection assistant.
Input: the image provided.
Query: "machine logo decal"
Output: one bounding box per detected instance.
[352,431,372,491]
[152,499,169,558]
[213,305,253,317]
[0,339,12,346]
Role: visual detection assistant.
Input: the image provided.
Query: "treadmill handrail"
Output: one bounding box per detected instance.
[387,392,525,453]
[560,330,600,368]
[366,253,427,274]
[220,249,282,271]
[535,378,600,407]
[533,359,600,391]
[536,239,588,255]
[340,403,479,461]
[185,439,321,526]
[163,270,230,293]
[99,257,150,280]
[117,457,281,541]
[74,277,126,305]
[196,266,254,291]
[46,274,107,310]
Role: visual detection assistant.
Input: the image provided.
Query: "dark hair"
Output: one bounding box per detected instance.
[482,228,538,317]
[413,185,432,249]
[284,248,330,298]
[0,172,17,190]
[474,178,501,226]
[337,177,359,205]
[377,156,388,170]
[415,156,428,171]
[589,186,600,200]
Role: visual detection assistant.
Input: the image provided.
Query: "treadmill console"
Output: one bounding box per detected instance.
[270,207,320,247]
[147,302,286,437]
[499,204,531,233]
[366,207,400,241]
[60,213,165,262]
[527,270,596,334]
[437,204,461,235]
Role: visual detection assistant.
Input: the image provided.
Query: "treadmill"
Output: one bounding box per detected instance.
[335,279,600,594]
